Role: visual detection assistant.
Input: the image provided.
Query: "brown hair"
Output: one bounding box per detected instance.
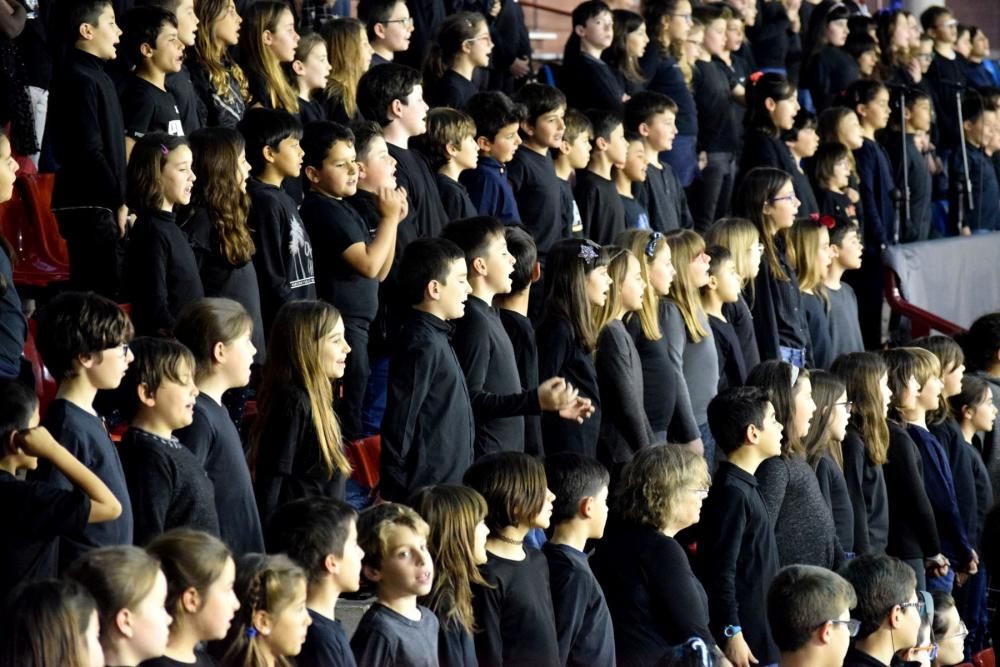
[0,579,98,667]
[322,18,367,119]
[803,370,849,469]
[240,1,300,112]
[593,246,634,331]
[174,298,254,380]
[913,335,965,425]
[613,444,710,530]
[884,347,940,421]
[463,451,548,533]
[126,133,190,212]
[194,0,250,102]
[831,352,890,465]
[417,107,477,170]
[666,230,710,341]
[119,337,196,419]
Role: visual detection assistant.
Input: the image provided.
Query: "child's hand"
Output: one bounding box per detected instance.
[376,186,406,224]
[510,57,531,79]
[537,377,578,411]
[724,633,758,667]
[559,397,594,423]
[13,427,60,458]
[846,187,860,204]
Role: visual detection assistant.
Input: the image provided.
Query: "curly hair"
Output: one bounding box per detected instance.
[194,0,250,102]
[612,444,710,530]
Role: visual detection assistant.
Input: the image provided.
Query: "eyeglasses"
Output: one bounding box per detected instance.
[383,16,414,27]
[826,619,861,637]
[464,33,492,45]
[900,600,926,615]
[752,242,765,253]
[645,232,663,258]
[768,193,799,204]
[835,400,854,411]
[942,622,969,641]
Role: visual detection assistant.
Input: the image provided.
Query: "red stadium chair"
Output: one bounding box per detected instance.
[973,648,995,667]
[0,173,70,287]
[346,434,381,490]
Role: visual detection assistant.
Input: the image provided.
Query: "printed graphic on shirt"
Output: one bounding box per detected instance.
[288,213,316,290]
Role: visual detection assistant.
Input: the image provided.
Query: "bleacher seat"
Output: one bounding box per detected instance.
[0,173,70,287]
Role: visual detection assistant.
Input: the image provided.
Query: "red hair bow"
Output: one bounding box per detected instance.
[749,71,764,84]
[809,212,836,229]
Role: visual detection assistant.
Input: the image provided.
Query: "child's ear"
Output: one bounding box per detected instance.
[79,21,95,41]
[252,609,272,636]
[262,144,278,165]
[557,139,571,156]
[304,164,321,184]
[2,430,18,456]
[530,260,542,284]
[362,563,383,583]
[115,607,135,638]
[181,587,201,614]
[638,122,651,138]
[706,275,719,291]
[356,161,369,180]
[139,41,155,59]
[388,98,404,122]
[745,422,760,445]
[324,553,340,576]
[476,136,492,153]
[764,98,777,113]
[579,495,595,519]
[520,120,535,138]
[574,24,587,38]
[816,620,834,646]
[471,256,488,278]
[426,279,442,303]
[373,22,387,41]
[291,59,306,77]
[445,141,460,160]
[595,136,609,153]
[137,383,157,408]
[212,340,227,365]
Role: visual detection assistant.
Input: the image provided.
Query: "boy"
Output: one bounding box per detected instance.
[823,218,865,359]
[625,91,694,232]
[118,337,219,546]
[840,554,923,667]
[574,108,627,244]
[300,121,404,441]
[767,565,858,667]
[137,0,204,134]
[460,90,525,223]
[419,107,479,220]
[698,386,782,667]
[268,496,365,667]
[0,379,122,598]
[357,63,448,244]
[615,132,650,229]
[883,88,933,242]
[379,237,475,501]
[702,245,747,390]
[554,109,591,238]
[348,120,404,231]
[47,0,127,298]
[542,452,615,666]
[351,502,438,666]
[441,216,589,457]
[356,0,413,68]
[921,6,966,155]
[32,291,134,567]
[951,93,998,234]
[238,108,316,337]
[120,6,185,158]
[509,83,567,257]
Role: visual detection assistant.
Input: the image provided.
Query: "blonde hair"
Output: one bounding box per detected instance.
[705,217,759,287]
[618,229,664,341]
[322,18,367,119]
[884,347,940,420]
[831,352,890,465]
[613,444,710,529]
[594,246,635,332]
[194,0,250,102]
[240,2,300,113]
[786,218,829,297]
[666,230,709,341]
[358,503,430,572]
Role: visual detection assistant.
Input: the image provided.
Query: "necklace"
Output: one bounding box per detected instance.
[490,532,525,546]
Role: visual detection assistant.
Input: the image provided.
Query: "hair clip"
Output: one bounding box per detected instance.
[159,144,169,156]
[578,243,599,264]
[749,71,764,84]
[246,627,258,639]
[819,215,836,230]
[644,231,663,258]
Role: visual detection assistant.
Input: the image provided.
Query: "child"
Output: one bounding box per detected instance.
[300,121,403,440]
[120,5,185,159]
[509,82,567,257]
[783,111,821,218]
[560,0,626,114]
[931,591,969,666]
[921,6,966,155]
[380,237,475,501]
[352,503,439,666]
[173,298,263,555]
[848,80,896,247]
[883,87,933,243]
[802,2,855,112]
[0,579,103,667]
[419,107,479,220]
[787,217,834,368]
[216,553,312,666]
[118,337,219,545]
[409,485,490,667]
[357,63,448,240]
[249,301,352,520]
[47,0,127,298]
[624,91,693,232]
[464,452,560,667]
[553,109,591,238]
[699,386,782,667]
[840,554,922,667]
[66,546,173,666]
[738,74,806,199]
[958,314,1000,492]
[124,133,204,337]
[703,217,762,372]
[290,33,331,124]
[0,379,122,598]
[348,120,403,236]
[602,9,648,98]
[144,529,240,667]
[321,18,371,124]
[615,134,650,229]
[952,93,999,234]
[767,565,858,667]
[575,109,627,244]
[239,0,300,112]
[733,167,809,366]
[189,0,248,129]
[33,292,134,566]
[267,496,364,667]
[823,217,864,359]
[810,142,861,227]
[238,107,316,335]
[423,11,492,109]
[140,0,202,135]
[701,245,747,391]
[459,90,525,223]
[356,0,412,67]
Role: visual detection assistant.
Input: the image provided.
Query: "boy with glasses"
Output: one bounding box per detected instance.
[920,6,967,155]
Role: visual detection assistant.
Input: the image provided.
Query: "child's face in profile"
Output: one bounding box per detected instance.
[603,124,629,166]
[370,524,434,598]
[830,155,850,191]
[792,377,816,440]
[941,361,965,399]
[562,131,592,170]
[86,340,134,391]
[296,43,331,93]
[622,140,647,183]
[915,373,943,412]
[589,485,610,539]
[357,136,397,190]
[436,258,472,320]
[711,257,742,305]
[129,569,173,661]
[0,136,18,204]
[969,389,998,433]
[310,139,358,198]
[648,243,675,297]
[527,106,566,150]
[398,85,429,137]
[450,133,479,172]
[268,135,304,179]
[644,110,677,153]
[829,391,851,443]
[195,556,240,641]
[481,233,516,295]
[619,254,646,314]
[703,18,727,57]
[236,149,252,193]
[789,126,819,159]
[161,144,196,209]
[262,578,311,657]
[148,359,199,431]
[211,0,241,48]
[263,8,299,63]
[532,488,556,530]
[220,327,256,389]
[756,402,784,458]
[833,229,863,270]
[319,316,351,380]
[473,518,489,564]
[725,18,744,52]
[484,122,522,163]
[333,519,365,594]
[83,4,122,60]
[83,610,104,667]
[585,264,613,308]
[173,0,198,47]
[377,0,413,53]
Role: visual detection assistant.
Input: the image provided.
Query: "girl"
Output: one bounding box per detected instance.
[321,18,373,124]
[787,216,834,368]
[0,132,26,380]
[423,12,493,109]
[594,247,654,465]
[618,229,702,450]
[537,239,611,458]
[124,133,204,337]
[410,484,491,667]
[803,1,856,113]
[603,9,648,97]
[239,1,300,112]
[561,0,626,113]
[184,127,265,360]
[463,452,560,667]
[704,217,762,372]
[0,579,103,667]
[802,370,857,557]
[733,167,810,366]
[190,0,249,128]
[783,110,821,219]
[289,33,331,124]
[810,142,861,226]
[66,546,173,667]
[216,553,311,667]
[748,361,843,568]
[664,230,718,463]
[881,347,951,591]
[846,80,894,253]
[830,352,891,556]
[958,312,1000,492]
[145,529,241,667]
[249,300,352,522]
[173,298,264,556]
[816,106,864,208]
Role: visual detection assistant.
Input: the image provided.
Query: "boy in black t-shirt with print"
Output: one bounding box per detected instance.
[574,108,627,244]
[553,109,592,238]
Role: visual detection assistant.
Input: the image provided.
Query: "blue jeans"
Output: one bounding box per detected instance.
[698,421,717,473]
[779,346,806,369]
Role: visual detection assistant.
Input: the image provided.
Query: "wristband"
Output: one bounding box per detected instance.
[723,625,742,639]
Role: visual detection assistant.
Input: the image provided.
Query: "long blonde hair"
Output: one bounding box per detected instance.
[831,352,890,466]
[240,2,300,113]
[705,217,759,288]
[666,230,709,342]
[618,229,664,342]
[594,246,634,332]
[786,218,829,298]
[322,18,367,119]
[194,0,250,102]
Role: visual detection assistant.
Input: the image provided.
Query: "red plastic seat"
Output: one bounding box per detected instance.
[0,173,70,287]
[973,648,995,667]
[23,318,57,416]
[346,434,381,489]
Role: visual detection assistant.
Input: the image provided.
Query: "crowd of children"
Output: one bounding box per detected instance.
[4,0,1000,664]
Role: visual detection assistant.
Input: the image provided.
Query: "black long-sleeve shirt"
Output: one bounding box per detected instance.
[543,542,616,667]
[805,46,859,113]
[560,52,625,114]
[738,129,801,191]
[840,428,889,555]
[507,147,564,255]
[635,160,693,232]
[950,142,1000,232]
[435,173,478,222]
[574,169,625,245]
[882,131,932,242]
[498,309,543,456]
[749,235,809,360]
[389,144,449,247]
[595,319,654,464]
[883,422,941,561]
[425,70,481,109]
[925,53,966,153]
[932,418,993,549]
[855,138,897,248]
[815,454,856,555]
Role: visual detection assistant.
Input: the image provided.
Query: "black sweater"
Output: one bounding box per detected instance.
[543,542,616,667]
[841,428,889,555]
[634,161,693,232]
[750,235,809,360]
[883,422,941,560]
[560,51,625,114]
[595,319,654,464]
[507,147,564,255]
[574,169,625,245]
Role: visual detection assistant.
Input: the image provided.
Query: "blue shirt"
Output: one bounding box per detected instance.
[460,156,521,223]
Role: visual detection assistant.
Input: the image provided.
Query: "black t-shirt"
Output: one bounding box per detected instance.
[388,144,449,245]
[299,609,357,667]
[574,170,625,245]
[693,58,737,153]
[435,173,478,221]
[166,65,206,135]
[139,652,216,666]
[120,76,185,138]
[620,195,650,229]
[815,188,861,227]
[299,96,327,125]
[438,617,477,667]
[425,70,481,109]
[635,161,692,232]
[507,148,564,254]
[175,394,264,556]
[499,309,543,456]
[557,178,582,238]
[187,58,246,129]
[300,192,379,322]
[350,603,439,667]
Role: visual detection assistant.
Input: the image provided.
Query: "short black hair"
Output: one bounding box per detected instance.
[839,554,917,640]
[266,496,359,586]
[586,108,623,143]
[963,91,994,125]
[36,292,134,381]
[505,225,537,293]
[122,6,178,66]
[301,121,354,171]
[58,0,113,44]
[118,337,195,420]
[544,453,609,525]
[708,385,771,455]
[356,0,403,41]
[705,244,732,278]
[623,90,677,134]
[356,63,423,127]
[397,237,466,306]
[768,565,858,652]
[781,109,817,143]
[0,379,39,443]
[349,120,385,161]
[463,91,527,142]
[513,83,567,126]
[440,216,507,268]
[238,108,303,175]
[844,32,878,60]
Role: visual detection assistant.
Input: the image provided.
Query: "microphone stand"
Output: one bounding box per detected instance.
[896,87,909,245]
[957,89,974,223]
